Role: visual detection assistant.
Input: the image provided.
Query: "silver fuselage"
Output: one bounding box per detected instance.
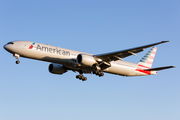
[4,41,157,76]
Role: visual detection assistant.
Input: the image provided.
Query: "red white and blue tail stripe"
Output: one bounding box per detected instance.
[138,47,157,69]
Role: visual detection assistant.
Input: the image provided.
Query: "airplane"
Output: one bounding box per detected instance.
[3,40,175,81]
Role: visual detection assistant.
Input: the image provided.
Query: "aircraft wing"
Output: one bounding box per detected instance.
[94,41,169,62]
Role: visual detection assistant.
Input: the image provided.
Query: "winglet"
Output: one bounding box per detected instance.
[161,41,170,43]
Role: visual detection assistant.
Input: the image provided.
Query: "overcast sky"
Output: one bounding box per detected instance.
[1,0,179,120]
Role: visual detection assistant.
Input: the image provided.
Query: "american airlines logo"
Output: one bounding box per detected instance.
[29,43,70,56]
[29,42,35,49]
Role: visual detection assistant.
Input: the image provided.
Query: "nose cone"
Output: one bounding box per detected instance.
[3,42,15,53]
[3,44,8,51]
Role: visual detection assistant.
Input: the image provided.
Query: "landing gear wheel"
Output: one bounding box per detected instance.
[81,76,85,80]
[100,72,104,77]
[96,71,101,76]
[16,60,20,64]
[82,77,87,81]
[76,75,79,79]
[93,70,98,74]
[78,75,82,79]
[76,75,83,80]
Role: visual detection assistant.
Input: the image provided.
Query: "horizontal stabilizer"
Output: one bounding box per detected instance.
[145,66,175,71]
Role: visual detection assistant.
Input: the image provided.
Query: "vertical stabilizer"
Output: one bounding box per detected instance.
[138,47,157,69]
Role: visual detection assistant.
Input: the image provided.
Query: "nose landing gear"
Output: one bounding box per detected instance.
[13,53,20,64]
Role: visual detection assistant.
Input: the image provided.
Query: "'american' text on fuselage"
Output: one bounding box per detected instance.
[36,44,70,56]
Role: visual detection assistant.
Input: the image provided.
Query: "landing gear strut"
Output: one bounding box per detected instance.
[13,53,20,64]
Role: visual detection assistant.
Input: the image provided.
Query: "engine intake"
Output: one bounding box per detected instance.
[49,63,67,75]
[77,54,97,66]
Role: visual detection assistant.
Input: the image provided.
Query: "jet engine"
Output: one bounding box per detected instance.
[77,54,97,66]
[48,63,67,75]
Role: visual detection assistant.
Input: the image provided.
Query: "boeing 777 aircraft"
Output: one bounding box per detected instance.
[4,41,175,81]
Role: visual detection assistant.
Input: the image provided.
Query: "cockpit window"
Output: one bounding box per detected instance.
[7,42,14,44]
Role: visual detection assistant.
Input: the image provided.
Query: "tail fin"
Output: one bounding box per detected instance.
[138,47,157,69]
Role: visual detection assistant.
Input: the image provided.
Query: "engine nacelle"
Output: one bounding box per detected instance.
[77,54,97,66]
[48,63,67,75]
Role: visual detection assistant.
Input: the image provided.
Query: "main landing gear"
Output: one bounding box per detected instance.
[76,74,87,81]
[13,53,20,64]
[93,70,104,77]
[76,70,104,81]
[76,71,87,81]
